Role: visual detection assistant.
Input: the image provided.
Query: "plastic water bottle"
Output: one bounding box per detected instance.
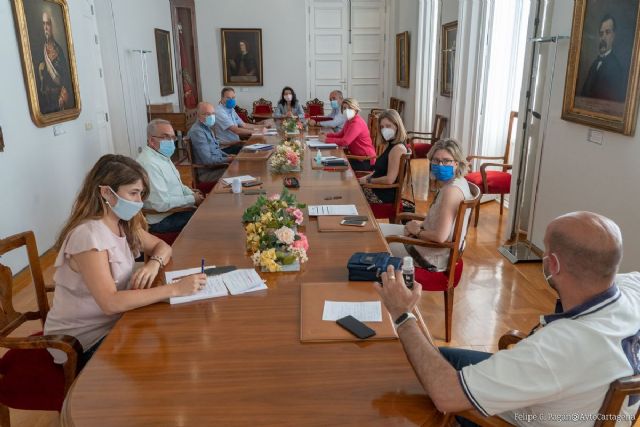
[315,148,322,165]
[402,257,414,289]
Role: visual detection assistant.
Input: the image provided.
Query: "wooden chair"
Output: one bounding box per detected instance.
[465,111,517,226]
[0,231,82,424]
[251,98,273,121]
[384,182,480,341]
[361,153,412,223]
[454,330,640,426]
[407,114,448,160]
[234,105,253,124]
[367,108,385,147]
[305,98,325,118]
[389,97,405,121]
[183,137,228,195]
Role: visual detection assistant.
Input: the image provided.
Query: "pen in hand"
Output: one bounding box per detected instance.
[201,258,205,274]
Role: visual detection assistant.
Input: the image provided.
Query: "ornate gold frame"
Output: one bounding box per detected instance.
[11,0,81,128]
[441,21,457,97]
[221,28,263,86]
[396,31,410,88]
[154,28,174,96]
[561,0,640,135]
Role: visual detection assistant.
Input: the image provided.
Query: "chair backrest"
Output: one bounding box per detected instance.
[445,182,480,279]
[389,97,405,121]
[502,111,518,164]
[432,114,447,140]
[596,374,640,426]
[252,98,273,115]
[0,231,48,336]
[306,98,324,116]
[391,153,412,216]
[182,137,199,188]
[234,105,252,123]
[368,108,385,145]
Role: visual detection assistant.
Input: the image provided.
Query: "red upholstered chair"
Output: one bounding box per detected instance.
[384,182,480,342]
[0,231,82,424]
[465,111,517,226]
[407,114,448,159]
[305,98,325,120]
[251,98,273,122]
[234,105,253,124]
[361,153,411,224]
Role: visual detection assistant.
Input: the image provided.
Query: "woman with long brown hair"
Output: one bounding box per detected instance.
[44,154,205,369]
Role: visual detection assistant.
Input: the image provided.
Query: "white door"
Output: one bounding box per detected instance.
[307,0,387,116]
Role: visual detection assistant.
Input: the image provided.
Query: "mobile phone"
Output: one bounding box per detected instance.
[283,177,300,188]
[343,215,368,222]
[244,189,267,195]
[336,315,376,339]
[242,180,262,187]
[340,219,366,227]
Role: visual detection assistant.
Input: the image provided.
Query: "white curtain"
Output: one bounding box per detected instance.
[475,0,530,161]
[413,0,440,133]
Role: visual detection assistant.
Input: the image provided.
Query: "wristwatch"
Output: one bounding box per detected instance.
[394,312,417,329]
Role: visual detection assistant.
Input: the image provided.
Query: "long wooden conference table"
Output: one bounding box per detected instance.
[62,132,443,426]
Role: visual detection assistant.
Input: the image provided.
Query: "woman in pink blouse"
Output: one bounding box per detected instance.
[319,98,376,171]
[44,154,206,370]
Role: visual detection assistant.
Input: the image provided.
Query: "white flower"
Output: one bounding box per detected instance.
[274,226,295,245]
[251,251,262,266]
[291,247,308,263]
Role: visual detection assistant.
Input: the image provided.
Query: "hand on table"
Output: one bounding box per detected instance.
[130,261,160,289]
[308,119,317,127]
[170,273,207,296]
[358,174,371,184]
[318,134,327,142]
[374,265,421,320]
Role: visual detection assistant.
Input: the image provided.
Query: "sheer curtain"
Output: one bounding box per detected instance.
[474,0,530,161]
[413,0,440,133]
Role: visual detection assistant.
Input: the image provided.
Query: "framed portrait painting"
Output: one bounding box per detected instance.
[562,0,640,135]
[11,0,81,128]
[441,21,457,97]
[221,28,263,86]
[396,31,410,88]
[154,28,174,96]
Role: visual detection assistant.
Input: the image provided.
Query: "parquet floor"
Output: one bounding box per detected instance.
[8,159,557,426]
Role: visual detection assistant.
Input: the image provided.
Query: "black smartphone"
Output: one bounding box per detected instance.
[244,189,267,195]
[283,177,300,188]
[336,315,376,339]
[242,180,262,187]
[340,219,366,227]
[343,215,368,222]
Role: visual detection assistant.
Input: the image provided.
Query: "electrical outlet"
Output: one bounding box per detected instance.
[587,128,603,145]
[53,125,66,136]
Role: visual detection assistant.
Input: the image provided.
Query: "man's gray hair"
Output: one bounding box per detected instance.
[147,119,171,138]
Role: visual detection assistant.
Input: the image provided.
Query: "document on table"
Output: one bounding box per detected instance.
[322,301,382,322]
[221,175,257,185]
[244,143,273,151]
[253,129,278,136]
[308,205,358,216]
[307,141,338,149]
[165,267,267,304]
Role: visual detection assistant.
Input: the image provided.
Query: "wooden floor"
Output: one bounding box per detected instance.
[9,159,558,426]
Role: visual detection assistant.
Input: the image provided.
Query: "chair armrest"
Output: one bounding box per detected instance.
[142,206,196,215]
[396,212,426,222]
[454,409,514,427]
[192,163,229,170]
[498,330,527,350]
[45,284,55,293]
[345,154,374,161]
[479,163,513,173]
[361,182,399,190]
[384,234,455,250]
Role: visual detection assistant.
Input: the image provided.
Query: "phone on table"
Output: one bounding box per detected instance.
[244,189,267,195]
[343,215,368,222]
[336,315,376,339]
[242,180,262,188]
[283,177,300,188]
[340,219,366,227]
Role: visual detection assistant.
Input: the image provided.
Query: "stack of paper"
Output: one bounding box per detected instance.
[244,143,273,151]
[165,267,267,304]
[308,141,338,149]
[222,175,257,185]
[308,205,358,216]
[322,301,382,322]
[254,129,278,136]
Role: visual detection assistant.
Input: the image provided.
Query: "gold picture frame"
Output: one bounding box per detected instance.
[396,31,410,88]
[221,28,263,86]
[441,21,457,97]
[0,127,4,153]
[154,28,174,96]
[11,0,81,128]
[562,0,640,135]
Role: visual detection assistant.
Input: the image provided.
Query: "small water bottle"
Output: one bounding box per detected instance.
[315,148,322,165]
[402,257,414,289]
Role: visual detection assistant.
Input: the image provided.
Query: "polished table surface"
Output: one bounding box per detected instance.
[62,134,442,426]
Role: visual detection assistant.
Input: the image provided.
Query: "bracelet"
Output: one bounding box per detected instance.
[149,255,164,269]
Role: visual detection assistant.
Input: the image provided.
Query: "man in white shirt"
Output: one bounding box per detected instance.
[137,119,204,233]
[213,86,265,145]
[308,90,346,131]
[376,211,640,426]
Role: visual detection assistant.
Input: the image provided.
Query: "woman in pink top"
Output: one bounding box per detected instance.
[319,98,376,171]
[44,154,206,370]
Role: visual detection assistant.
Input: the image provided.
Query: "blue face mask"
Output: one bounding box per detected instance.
[105,187,143,221]
[225,98,236,109]
[330,100,339,109]
[158,139,175,158]
[431,164,455,181]
[204,114,215,127]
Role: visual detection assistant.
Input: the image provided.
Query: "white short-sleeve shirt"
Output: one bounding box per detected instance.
[214,105,244,143]
[459,272,640,426]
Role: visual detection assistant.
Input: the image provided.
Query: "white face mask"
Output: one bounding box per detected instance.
[344,108,356,120]
[381,127,396,141]
[542,254,560,291]
[284,94,293,102]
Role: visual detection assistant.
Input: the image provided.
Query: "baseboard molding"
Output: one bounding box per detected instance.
[12,247,57,293]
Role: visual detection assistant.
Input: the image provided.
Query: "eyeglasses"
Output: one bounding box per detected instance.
[431,158,456,166]
[151,135,177,141]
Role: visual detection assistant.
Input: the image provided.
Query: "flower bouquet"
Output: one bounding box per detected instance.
[242,189,309,272]
[269,139,304,173]
[282,117,303,134]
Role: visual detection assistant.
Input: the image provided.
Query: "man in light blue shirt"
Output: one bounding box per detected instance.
[308,90,346,131]
[137,119,204,233]
[187,102,232,183]
[214,86,265,144]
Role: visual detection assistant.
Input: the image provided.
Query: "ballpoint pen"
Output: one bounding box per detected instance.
[201,258,205,274]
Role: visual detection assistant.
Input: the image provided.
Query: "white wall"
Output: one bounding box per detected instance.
[526,1,640,272]
[390,0,419,130]
[434,0,458,135]
[0,0,112,271]
[95,0,178,156]
[194,0,308,112]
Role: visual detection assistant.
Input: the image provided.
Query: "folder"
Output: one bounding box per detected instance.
[317,216,377,232]
[300,282,397,342]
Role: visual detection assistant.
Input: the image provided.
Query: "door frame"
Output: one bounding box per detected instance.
[170,0,202,111]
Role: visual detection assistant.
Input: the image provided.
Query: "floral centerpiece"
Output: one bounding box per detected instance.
[242,189,309,272]
[282,116,303,134]
[269,138,304,173]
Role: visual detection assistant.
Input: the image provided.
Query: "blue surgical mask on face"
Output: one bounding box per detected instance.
[158,139,175,158]
[431,164,455,181]
[204,114,215,127]
[225,98,236,109]
[105,187,143,221]
[330,100,339,109]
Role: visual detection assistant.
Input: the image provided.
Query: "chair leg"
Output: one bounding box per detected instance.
[443,287,455,342]
[473,200,480,227]
[0,404,10,427]
[500,194,505,215]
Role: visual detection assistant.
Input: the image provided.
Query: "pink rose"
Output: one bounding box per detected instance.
[285,151,299,166]
[268,193,281,201]
[293,232,309,251]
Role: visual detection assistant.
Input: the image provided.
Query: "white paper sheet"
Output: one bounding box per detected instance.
[308,205,358,216]
[307,141,338,149]
[222,175,257,185]
[165,265,228,304]
[322,301,382,322]
[222,269,268,295]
